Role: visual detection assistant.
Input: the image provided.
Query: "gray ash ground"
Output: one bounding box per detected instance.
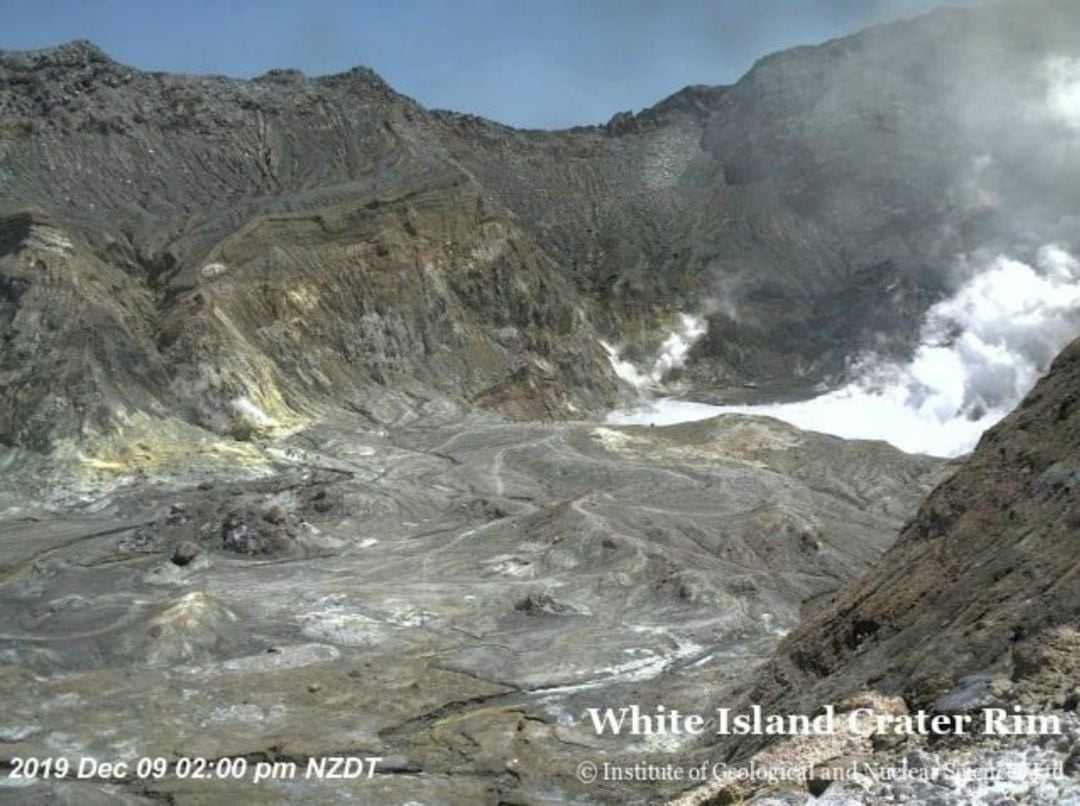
[0,411,944,804]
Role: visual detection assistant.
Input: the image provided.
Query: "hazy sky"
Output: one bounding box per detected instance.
[1,0,983,129]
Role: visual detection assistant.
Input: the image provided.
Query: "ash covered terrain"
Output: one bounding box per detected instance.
[2,1,1080,803]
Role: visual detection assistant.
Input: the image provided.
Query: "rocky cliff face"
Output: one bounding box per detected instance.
[659,335,1080,802]
[749,334,1080,712]
[0,42,626,459]
[4,1,1080,458]
[437,0,1080,383]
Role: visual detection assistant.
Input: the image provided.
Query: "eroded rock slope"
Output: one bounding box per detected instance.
[4,0,1080,458]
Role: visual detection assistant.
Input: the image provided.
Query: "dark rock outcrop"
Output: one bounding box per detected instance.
[747,334,1080,722]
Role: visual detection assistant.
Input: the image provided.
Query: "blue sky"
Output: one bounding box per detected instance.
[1,0,980,129]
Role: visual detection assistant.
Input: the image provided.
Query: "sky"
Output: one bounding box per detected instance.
[1,0,984,129]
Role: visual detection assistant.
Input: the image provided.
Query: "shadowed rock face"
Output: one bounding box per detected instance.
[672,336,1080,804]
[4,1,1080,453]
[748,336,1080,710]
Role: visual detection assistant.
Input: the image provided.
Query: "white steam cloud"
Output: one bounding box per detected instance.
[653,314,707,380]
[611,247,1080,457]
[604,313,706,387]
[1046,56,1080,130]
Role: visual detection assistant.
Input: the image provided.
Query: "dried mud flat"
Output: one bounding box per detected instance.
[0,411,944,804]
